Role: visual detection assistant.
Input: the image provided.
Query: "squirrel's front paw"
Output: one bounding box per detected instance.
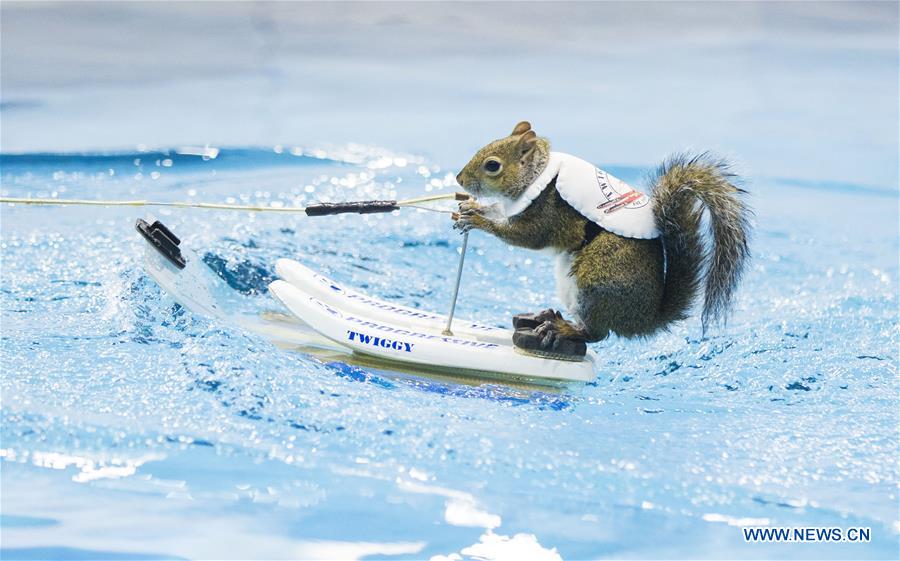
[452,200,489,233]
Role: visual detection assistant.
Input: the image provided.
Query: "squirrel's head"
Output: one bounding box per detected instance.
[456,121,550,199]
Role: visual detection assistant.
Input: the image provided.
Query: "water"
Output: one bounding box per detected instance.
[1,146,897,560]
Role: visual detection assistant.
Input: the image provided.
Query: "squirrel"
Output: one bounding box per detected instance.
[453,121,752,359]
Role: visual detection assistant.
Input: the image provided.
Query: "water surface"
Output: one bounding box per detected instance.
[1,147,897,559]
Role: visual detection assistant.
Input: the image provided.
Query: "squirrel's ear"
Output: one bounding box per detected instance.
[517,130,538,155]
[511,121,532,136]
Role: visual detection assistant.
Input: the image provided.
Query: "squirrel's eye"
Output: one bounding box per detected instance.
[483,159,502,175]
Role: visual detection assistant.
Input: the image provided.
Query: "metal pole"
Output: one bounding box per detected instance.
[442,231,469,336]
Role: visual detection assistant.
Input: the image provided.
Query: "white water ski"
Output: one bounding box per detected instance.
[140,225,597,385]
[269,262,598,383]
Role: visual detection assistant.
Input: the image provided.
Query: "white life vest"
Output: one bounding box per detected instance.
[497,152,660,240]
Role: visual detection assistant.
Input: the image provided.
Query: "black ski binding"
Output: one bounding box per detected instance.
[135,218,186,269]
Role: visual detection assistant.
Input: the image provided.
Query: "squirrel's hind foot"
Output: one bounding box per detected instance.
[512,308,560,330]
[512,316,588,360]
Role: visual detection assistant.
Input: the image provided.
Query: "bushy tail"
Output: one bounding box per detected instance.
[651,153,752,331]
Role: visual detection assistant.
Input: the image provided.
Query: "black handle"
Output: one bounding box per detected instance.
[304,200,400,217]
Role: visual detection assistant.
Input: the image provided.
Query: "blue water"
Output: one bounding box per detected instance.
[1,147,898,560]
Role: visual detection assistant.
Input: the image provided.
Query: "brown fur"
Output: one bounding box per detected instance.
[455,122,751,342]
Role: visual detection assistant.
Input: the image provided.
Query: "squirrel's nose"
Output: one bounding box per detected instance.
[455,173,463,187]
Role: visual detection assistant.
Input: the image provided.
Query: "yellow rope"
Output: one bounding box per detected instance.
[0,193,458,214]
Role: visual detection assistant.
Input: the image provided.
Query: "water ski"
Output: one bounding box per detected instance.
[137,218,598,386]
[268,259,598,383]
